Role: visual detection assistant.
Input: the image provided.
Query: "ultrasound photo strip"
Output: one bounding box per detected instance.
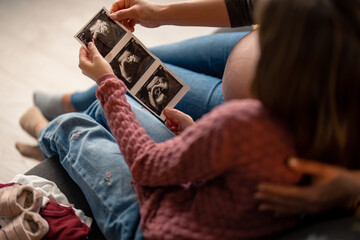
[75,7,190,121]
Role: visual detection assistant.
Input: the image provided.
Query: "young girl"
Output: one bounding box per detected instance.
[20,0,359,239]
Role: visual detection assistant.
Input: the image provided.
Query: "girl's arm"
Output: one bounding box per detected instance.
[96,73,241,186]
[79,42,243,186]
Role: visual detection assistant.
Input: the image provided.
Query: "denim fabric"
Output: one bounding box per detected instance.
[70,32,250,120]
[150,31,250,79]
[38,98,175,240]
[70,85,98,112]
[42,31,251,239]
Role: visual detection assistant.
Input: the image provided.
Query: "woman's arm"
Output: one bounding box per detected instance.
[109,0,255,31]
[152,0,231,27]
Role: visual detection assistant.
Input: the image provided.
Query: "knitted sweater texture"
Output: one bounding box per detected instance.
[96,74,301,240]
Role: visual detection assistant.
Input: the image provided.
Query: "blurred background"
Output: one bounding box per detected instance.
[0,0,218,183]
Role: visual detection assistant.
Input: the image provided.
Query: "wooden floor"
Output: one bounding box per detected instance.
[0,0,216,183]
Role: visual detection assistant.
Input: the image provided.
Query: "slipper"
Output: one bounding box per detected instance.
[0,185,43,218]
[0,211,49,240]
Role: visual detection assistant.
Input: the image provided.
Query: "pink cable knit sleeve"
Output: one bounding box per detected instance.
[96,74,240,187]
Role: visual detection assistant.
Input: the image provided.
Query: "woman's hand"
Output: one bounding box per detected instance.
[110,0,162,32]
[78,42,114,81]
[163,108,195,135]
[255,158,360,216]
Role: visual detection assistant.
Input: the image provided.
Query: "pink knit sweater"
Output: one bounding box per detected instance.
[96,74,302,240]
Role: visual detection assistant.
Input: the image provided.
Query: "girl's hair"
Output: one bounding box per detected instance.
[252,0,360,168]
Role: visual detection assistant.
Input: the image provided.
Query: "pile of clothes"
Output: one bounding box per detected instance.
[0,175,92,240]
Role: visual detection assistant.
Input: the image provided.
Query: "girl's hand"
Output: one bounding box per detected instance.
[110,0,162,32]
[78,42,114,81]
[163,108,195,135]
[255,158,360,216]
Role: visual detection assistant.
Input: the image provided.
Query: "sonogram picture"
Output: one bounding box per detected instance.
[75,7,189,121]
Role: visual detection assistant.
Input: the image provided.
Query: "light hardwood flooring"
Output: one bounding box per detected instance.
[0,0,217,183]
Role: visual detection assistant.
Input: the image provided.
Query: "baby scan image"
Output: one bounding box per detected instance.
[136,66,183,116]
[110,38,155,90]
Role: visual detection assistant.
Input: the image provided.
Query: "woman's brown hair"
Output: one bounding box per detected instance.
[252,0,360,168]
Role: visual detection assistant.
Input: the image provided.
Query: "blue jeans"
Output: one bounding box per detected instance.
[39,97,175,240]
[42,31,251,239]
[71,31,250,120]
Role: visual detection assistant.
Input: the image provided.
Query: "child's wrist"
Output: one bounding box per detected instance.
[97,73,116,85]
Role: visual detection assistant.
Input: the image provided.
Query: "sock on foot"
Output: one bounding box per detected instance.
[33,92,69,120]
[15,143,44,161]
[19,106,49,139]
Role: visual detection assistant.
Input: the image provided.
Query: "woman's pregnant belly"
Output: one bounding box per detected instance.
[222,30,260,101]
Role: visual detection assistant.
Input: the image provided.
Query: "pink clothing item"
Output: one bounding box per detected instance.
[96,74,302,240]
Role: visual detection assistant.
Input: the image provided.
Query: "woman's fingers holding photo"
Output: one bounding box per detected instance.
[110,0,162,29]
